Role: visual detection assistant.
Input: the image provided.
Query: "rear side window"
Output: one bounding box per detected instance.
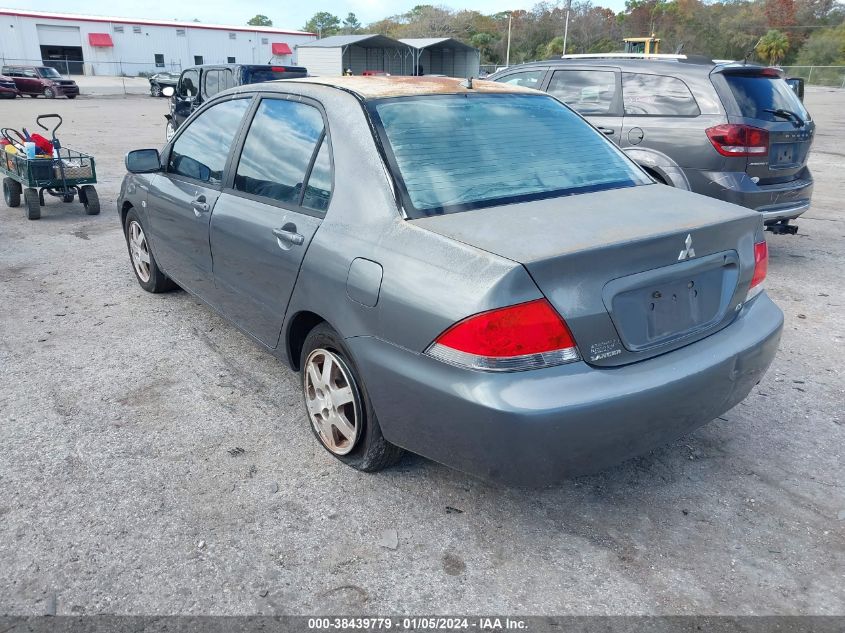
[723,74,809,123]
[547,70,616,115]
[495,70,545,89]
[622,73,699,116]
[234,99,330,210]
[204,70,220,97]
[168,98,250,183]
[370,94,649,217]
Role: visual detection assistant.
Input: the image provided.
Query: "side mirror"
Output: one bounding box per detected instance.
[162,86,175,97]
[126,149,161,173]
[786,77,804,102]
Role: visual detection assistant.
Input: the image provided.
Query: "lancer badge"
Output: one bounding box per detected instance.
[678,234,696,261]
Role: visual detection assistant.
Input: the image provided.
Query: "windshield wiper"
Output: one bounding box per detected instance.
[763,108,805,128]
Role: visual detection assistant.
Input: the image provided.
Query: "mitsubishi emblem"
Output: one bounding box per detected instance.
[678,234,696,261]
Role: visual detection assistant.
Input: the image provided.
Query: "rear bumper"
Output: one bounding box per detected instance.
[0,86,18,97]
[686,168,813,223]
[348,293,783,486]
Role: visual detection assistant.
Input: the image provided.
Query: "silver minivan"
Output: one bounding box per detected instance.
[490,56,814,234]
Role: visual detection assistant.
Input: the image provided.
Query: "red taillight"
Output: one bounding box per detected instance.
[749,240,768,293]
[271,66,286,72]
[426,299,580,371]
[706,124,769,157]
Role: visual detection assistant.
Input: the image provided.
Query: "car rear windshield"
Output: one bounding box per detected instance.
[244,67,305,83]
[369,94,650,217]
[723,74,809,123]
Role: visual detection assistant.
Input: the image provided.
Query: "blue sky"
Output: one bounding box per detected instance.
[20,0,628,32]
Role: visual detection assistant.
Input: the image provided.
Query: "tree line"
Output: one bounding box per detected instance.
[279,0,845,67]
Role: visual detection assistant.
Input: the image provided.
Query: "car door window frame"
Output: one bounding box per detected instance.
[161,93,257,190]
[223,93,335,220]
[621,72,700,118]
[545,66,624,117]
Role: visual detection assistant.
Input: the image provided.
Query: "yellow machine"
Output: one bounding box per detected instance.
[623,35,661,55]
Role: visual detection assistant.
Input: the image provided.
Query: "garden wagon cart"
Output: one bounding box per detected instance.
[1,114,99,220]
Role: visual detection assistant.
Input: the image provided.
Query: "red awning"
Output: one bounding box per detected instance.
[88,33,114,47]
[271,42,292,56]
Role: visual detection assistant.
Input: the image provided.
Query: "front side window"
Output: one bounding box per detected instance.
[178,69,199,97]
[547,70,617,115]
[234,99,329,210]
[622,73,700,116]
[371,94,649,217]
[495,70,545,89]
[37,67,62,79]
[168,98,250,184]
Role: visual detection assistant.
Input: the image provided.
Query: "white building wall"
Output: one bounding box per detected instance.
[297,48,342,76]
[0,12,315,76]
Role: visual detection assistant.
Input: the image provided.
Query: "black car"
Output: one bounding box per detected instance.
[164,64,308,140]
[149,71,180,97]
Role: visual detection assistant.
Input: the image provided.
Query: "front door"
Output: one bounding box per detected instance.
[543,67,624,144]
[209,96,333,347]
[173,68,201,127]
[145,96,252,300]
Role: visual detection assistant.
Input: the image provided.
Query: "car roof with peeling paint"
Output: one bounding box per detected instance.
[269,75,540,99]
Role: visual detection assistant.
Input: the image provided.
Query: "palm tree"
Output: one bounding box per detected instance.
[757,29,790,66]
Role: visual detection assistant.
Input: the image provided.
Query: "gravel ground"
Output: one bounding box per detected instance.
[0,90,842,616]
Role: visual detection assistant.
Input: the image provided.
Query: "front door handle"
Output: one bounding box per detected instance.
[598,126,615,135]
[191,195,210,216]
[272,227,305,246]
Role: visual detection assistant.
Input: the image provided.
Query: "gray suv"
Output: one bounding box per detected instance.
[490,56,814,233]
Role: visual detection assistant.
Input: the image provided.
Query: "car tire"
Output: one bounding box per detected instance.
[123,209,177,293]
[3,177,21,207]
[300,323,404,472]
[79,185,100,215]
[150,83,162,97]
[23,188,40,220]
[165,120,176,142]
[44,87,56,99]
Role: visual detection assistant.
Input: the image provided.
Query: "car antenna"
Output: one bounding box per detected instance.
[743,37,763,65]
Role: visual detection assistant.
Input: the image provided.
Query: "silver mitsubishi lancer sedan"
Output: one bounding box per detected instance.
[118,76,783,486]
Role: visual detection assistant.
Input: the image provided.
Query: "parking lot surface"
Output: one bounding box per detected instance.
[0,90,842,615]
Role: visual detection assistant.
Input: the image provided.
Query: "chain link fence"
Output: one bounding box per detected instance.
[781,66,845,88]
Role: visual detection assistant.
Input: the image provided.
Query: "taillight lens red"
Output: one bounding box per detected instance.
[706,124,769,157]
[748,240,768,297]
[426,299,580,371]
[271,66,287,72]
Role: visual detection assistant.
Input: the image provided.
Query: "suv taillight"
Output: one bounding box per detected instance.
[748,241,768,299]
[706,124,769,157]
[425,299,580,371]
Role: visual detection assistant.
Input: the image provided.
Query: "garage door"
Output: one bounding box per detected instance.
[36,24,82,47]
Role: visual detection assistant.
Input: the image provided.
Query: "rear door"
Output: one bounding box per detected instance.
[208,95,331,348]
[716,69,814,184]
[618,72,705,168]
[147,96,252,299]
[543,67,623,143]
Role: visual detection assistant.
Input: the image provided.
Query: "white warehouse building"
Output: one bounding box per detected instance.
[0,8,316,76]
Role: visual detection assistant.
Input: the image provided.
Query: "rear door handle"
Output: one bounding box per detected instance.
[598,126,615,135]
[191,195,210,215]
[272,227,305,246]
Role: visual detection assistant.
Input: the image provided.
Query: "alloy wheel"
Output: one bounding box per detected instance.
[165,121,175,142]
[303,349,360,455]
[127,220,151,283]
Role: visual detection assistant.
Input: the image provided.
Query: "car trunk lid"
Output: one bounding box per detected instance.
[718,67,815,185]
[411,185,762,367]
